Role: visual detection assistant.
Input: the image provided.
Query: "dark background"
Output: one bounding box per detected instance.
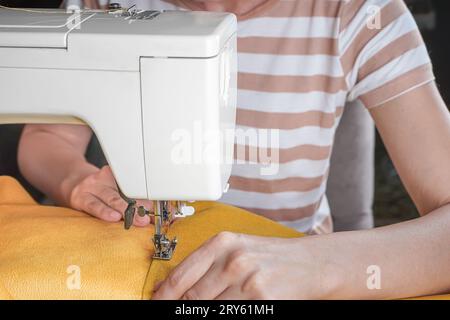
[0,0,62,7]
[0,0,449,226]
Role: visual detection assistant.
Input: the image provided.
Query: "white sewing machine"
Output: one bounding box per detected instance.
[0,6,237,260]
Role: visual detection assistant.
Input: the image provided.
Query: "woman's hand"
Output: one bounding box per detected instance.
[18,124,151,227]
[152,204,450,300]
[152,232,338,300]
[69,165,151,227]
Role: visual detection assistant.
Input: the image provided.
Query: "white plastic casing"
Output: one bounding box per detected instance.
[0,8,237,200]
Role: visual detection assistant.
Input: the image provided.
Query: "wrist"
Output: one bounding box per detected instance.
[318,253,347,299]
[294,236,346,299]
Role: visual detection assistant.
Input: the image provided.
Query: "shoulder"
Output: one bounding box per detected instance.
[339,0,409,23]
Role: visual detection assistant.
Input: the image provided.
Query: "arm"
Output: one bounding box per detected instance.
[312,82,450,298]
[309,203,450,299]
[18,124,95,206]
[153,83,450,299]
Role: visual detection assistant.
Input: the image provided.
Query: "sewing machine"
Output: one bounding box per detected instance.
[0,6,237,260]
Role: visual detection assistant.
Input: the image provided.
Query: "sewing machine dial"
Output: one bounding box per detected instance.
[119,10,161,20]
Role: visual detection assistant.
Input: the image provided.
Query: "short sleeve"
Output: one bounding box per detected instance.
[339,0,435,109]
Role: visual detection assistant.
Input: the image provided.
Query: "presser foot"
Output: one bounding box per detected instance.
[152,234,177,260]
[118,188,195,261]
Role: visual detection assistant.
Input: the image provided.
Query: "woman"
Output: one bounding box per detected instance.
[19,0,450,299]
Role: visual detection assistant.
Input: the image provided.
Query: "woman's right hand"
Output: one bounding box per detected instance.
[18,124,151,228]
[69,165,151,227]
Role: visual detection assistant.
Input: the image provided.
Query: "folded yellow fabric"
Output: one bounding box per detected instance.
[0,176,300,300]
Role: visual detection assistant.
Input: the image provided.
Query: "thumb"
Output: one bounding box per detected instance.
[98,165,118,187]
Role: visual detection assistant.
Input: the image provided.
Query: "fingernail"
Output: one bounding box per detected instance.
[109,211,122,221]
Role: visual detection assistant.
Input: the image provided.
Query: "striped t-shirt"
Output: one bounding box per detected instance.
[108,0,435,234]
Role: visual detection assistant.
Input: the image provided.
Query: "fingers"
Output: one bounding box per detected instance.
[134,200,153,226]
[81,193,122,222]
[181,243,255,299]
[133,212,150,227]
[96,187,151,227]
[215,287,244,300]
[70,166,151,227]
[181,264,229,300]
[97,166,150,227]
[152,237,220,300]
[77,190,151,226]
[98,165,118,188]
[96,185,127,213]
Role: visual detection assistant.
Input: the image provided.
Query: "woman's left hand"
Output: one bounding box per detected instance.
[152,232,338,300]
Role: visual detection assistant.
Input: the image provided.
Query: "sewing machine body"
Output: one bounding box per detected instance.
[0,8,237,202]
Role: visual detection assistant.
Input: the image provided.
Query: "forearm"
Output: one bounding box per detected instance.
[304,204,450,299]
[18,125,97,206]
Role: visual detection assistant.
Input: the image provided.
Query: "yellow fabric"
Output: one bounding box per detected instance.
[409,295,450,300]
[0,176,300,300]
[0,176,448,300]
[0,176,152,299]
[0,282,12,300]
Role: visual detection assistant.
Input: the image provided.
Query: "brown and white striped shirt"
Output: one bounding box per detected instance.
[118,0,435,234]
